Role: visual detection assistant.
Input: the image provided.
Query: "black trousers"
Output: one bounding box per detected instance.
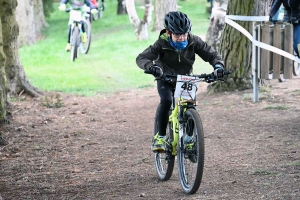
[156,80,174,136]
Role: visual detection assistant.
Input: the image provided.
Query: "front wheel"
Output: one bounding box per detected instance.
[153,104,175,181]
[70,26,79,62]
[92,12,99,21]
[177,108,204,194]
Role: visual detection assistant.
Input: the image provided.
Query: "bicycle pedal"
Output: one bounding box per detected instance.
[152,149,166,153]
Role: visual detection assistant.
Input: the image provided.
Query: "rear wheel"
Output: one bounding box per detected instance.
[80,20,92,54]
[154,104,175,181]
[70,26,79,62]
[177,108,204,194]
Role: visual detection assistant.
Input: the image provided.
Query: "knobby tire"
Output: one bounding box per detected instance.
[177,108,204,194]
[153,104,175,181]
[92,13,98,21]
[71,26,79,62]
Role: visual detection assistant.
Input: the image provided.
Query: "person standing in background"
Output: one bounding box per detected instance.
[269,0,300,58]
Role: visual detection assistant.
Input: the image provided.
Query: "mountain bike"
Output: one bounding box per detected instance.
[145,70,230,194]
[92,0,105,21]
[66,8,92,61]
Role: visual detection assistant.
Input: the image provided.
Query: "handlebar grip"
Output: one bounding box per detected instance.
[144,70,153,75]
[224,70,231,76]
[65,8,71,12]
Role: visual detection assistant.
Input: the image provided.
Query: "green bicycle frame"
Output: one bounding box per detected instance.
[170,98,195,156]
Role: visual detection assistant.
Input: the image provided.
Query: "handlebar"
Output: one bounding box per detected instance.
[65,8,91,14]
[144,70,231,84]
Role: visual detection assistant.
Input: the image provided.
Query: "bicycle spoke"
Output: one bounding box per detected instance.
[178,109,204,194]
[153,104,175,181]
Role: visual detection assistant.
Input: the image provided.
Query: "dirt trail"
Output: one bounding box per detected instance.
[0,78,299,199]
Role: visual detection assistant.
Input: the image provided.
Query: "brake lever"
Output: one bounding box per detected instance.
[205,73,215,83]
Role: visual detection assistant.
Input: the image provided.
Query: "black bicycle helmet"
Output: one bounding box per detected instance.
[164,11,192,34]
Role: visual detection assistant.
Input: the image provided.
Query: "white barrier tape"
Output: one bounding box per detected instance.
[225,15,300,63]
[226,15,269,22]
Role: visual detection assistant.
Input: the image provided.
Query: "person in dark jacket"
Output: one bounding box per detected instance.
[270,0,300,57]
[136,11,225,152]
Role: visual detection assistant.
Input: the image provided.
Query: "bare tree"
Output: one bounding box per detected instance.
[209,0,271,92]
[125,0,153,40]
[152,0,177,32]
[16,0,48,46]
[0,8,8,123]
[205,0,228,52]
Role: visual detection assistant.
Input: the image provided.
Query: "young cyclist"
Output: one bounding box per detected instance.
[136,11,225,152]
[58,0,98,52]
[91,0,105,10]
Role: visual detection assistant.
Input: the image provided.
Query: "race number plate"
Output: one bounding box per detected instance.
[70,10,82,22]
[174,75,199,100]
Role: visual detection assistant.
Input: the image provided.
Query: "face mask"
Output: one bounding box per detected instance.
[169,37,188,50]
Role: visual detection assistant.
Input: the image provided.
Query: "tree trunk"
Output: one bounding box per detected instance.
[210,0,271,92]
[0,7,8,123]
[1,0,42,98]
[117,0,127,15]
[152,0,177,32]
[33,0,49,35]
[125,0,152,40]
[16,0,48,47]
[205,0,228,52]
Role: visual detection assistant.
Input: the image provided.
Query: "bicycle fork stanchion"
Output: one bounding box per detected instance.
[170,104,179,155]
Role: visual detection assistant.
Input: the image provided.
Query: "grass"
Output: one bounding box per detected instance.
[264,105,289,110]
[290,89,300,96]
[242,93,252,100]
[253,169,273,175]
[285,161,300,167]
[20,0,212,96]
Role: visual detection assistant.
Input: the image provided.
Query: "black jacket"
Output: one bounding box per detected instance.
[136,29,224,75]
[270,0,300,24]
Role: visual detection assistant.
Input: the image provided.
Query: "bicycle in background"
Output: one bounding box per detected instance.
[91,0,105,21]
[145,69,230,194]
[65,7,92,61]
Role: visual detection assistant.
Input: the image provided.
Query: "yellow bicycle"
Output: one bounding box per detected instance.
[145,70,230,194]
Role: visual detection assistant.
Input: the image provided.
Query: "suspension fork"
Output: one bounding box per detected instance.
[169,97,189,155]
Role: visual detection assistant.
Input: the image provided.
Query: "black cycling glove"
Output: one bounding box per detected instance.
[214,64,225,79]
[150,65,163,78]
